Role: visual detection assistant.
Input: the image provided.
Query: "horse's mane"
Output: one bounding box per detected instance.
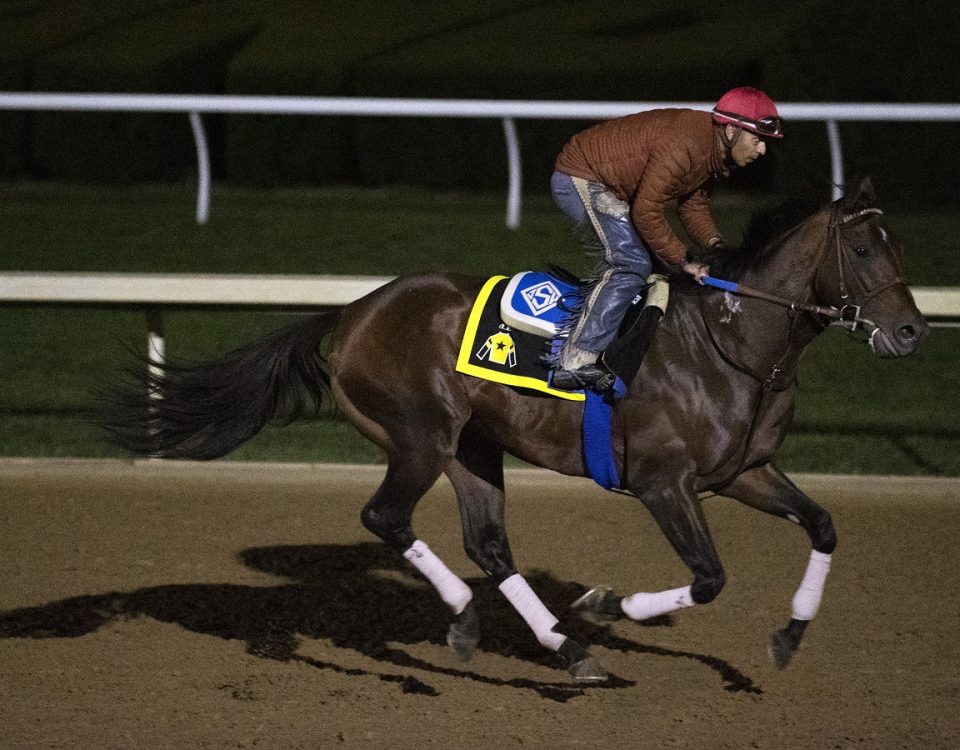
[703,196,824,280]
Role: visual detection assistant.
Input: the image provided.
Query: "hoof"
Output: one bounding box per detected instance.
[558,637,607,684]
[570,586,623,620]
[446,601,480,662]
[768,618,808,670]
[567,655,608,684]
[768,630,795,669]
[446,628,479,662]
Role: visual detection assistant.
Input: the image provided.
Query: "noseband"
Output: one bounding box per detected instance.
[826,205,905,338]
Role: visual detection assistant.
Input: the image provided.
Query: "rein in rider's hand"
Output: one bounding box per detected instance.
[682,260,710,285]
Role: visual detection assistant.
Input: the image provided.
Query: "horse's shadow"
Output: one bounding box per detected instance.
[0,543,761,701]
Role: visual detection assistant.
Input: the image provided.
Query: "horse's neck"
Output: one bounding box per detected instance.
[701,212,830,388]
[739,211,830,303]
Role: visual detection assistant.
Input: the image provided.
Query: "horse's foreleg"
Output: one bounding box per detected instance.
[446,432,607,683]
[721,463,837,668]
[574,478,724,622]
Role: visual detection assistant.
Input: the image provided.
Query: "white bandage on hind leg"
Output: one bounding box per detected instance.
[403,540,472,615]
[498,574,566,651]
[792,550,832,621]
[621,585,694,620]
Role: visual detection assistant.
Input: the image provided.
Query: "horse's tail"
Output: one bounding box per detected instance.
[101,311,340,460]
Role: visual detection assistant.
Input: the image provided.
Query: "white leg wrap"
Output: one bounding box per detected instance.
[792,550,832,621]
[621,585,694,621]
[498,574,566,651]
[403,540,472,615]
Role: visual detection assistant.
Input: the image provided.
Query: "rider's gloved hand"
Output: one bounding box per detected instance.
[682,260,710,285]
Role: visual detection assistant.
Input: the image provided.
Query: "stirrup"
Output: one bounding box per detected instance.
[551,364,615,392]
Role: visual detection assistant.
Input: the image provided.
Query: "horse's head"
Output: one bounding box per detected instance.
[813,177,928,357]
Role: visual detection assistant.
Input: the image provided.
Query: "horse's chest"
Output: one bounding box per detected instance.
[619,374,792,474]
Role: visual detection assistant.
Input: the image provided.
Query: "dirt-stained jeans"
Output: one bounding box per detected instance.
[550,170,652,356]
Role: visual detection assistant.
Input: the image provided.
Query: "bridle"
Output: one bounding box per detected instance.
[704,203,905,341]
[824,205,905,339]
[699,201,909,389]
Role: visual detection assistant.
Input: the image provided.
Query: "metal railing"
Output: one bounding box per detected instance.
[2,94,957,347]
[4,92,960,228]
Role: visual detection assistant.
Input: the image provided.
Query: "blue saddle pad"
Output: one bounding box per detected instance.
[500,271,579,338]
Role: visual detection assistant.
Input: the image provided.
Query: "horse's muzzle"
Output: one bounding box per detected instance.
[868,318,928,358]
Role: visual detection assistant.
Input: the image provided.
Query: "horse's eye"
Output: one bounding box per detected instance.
[854,246,869,257]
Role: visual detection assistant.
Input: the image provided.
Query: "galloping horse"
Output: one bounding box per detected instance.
[104,177,927,684]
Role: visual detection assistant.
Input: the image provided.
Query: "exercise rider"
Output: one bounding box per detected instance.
[550,86,784,391]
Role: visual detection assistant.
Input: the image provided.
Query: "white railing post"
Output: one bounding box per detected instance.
[825,119,845,201]
[146,309,165,380]
[188,111,211,224]
[502,117,522,230]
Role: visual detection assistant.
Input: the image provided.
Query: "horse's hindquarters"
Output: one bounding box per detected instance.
[328,274,479,453]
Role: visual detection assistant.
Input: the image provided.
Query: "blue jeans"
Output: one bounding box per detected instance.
[550,171,653,355]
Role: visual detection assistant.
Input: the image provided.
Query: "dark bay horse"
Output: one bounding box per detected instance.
[104,177,927,684]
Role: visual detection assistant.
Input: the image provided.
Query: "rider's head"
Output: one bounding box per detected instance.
[712,86,783,167]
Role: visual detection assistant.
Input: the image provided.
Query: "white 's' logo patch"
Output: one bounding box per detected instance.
[520,281,562,315]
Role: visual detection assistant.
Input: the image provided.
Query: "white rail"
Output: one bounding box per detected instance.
[1,273,956,367]
[0,271,394,307]
[0,272,394,370]
[4,93,960,227]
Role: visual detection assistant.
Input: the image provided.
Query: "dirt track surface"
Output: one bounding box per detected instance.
[2,459,958,750]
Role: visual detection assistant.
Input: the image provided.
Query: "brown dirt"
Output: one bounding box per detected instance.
[1,459,958,750]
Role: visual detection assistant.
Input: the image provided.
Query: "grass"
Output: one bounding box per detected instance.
[0,181,957,475]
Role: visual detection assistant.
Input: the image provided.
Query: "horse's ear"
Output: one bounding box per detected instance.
[843,176,877,210]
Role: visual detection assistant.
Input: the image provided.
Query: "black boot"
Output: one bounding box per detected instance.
[551,363,615,392]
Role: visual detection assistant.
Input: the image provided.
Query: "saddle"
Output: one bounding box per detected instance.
[456,269,669,397]
[501,269,670,388]
[455,273,582,401]
[499,270,580,338]
[456,270,669,490]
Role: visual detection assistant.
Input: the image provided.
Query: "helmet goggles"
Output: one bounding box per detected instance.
[713,108,784,138]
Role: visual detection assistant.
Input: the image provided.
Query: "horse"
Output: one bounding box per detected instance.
[103,177,927,684]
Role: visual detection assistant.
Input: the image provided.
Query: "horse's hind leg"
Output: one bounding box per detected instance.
[446,430,607,683]
[360,449,475,621]
[721,463,837,668]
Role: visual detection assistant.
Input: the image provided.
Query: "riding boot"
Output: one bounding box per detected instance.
[551,267,636,392]
[551,345,616,392]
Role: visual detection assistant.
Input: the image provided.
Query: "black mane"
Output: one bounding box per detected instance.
[703,196,823,280]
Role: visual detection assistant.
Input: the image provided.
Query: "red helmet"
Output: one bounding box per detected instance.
[712,86,783,138]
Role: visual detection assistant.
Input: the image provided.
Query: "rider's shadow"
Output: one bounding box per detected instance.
[0,542,761,701]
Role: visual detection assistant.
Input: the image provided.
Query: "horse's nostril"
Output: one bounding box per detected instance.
[896,324,918,344]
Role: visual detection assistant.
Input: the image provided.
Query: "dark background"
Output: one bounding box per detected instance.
[2,0,958,203]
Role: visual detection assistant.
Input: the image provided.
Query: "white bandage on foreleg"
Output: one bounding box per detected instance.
[791,550,832,621]
[498,574,566,651]
[403,540,472,615]
[621,585,694,621]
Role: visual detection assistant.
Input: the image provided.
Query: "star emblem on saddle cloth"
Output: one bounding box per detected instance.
[476,330,517,367]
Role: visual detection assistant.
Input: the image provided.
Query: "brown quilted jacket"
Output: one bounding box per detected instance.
[555,108,729,265]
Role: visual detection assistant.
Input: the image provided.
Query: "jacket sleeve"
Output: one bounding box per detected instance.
[630,144,694,266]
[677,181,722,249]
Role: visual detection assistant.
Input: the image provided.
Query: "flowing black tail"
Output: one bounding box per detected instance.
[101,311,340,460]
